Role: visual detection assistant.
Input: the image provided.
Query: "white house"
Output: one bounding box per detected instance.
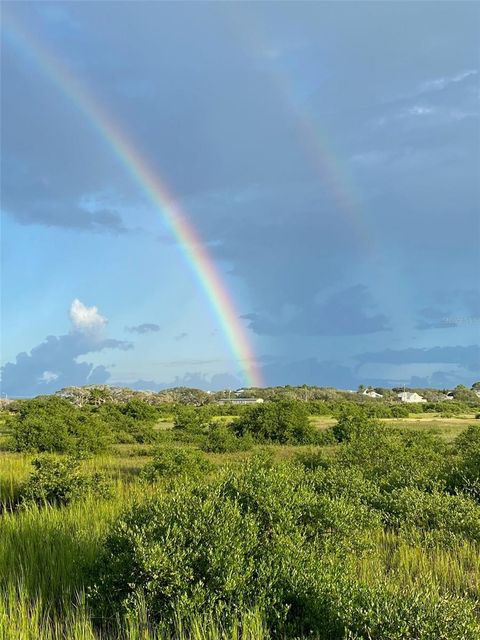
[397,391,427,403]
[217,397,264,405]
[362,388,383,399]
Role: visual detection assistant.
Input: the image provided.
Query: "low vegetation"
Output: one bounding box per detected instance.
[1,390,479,638]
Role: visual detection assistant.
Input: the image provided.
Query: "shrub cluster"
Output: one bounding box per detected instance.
[90,455,480,639]
[201,423,254,453]
[20,455,111,507]
[232,400,319,444]
[8,397,162,454]
[140,447,213,482]
[8,397,111,454]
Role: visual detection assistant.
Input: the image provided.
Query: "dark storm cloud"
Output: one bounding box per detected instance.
[1,332,133,397]
[126,323,161,334]
[124,371,242,392]
[416,290,480,330]
[244,285,389,336]
[261,358,358,389]
[2,2,479,392]
[355,345,480,373]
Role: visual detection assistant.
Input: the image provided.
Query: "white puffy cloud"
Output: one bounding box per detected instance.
[39,370,59,384]
[69,299,107,333]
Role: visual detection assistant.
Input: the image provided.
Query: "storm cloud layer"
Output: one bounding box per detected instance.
[1,2,479,394]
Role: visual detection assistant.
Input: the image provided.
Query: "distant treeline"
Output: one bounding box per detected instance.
[2,394,479,456]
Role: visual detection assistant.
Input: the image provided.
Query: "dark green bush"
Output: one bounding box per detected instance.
[333,578,480,640]
[90,458,381,634]
[447,424,480,501]
[330,413,383,443]
[94,404,158,444]
[173,405,210,432]
[20,455,111,506]
[232,400,317,444]
[9,397,111,454]
[201,423,254,453]
[338,423,448,491]
[89,457,480,638]
[140,447,213,482]
[378,487,480,545]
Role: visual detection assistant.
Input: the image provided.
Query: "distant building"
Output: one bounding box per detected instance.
[397,391,427,403]
[217,397,264,405]
[362,388,383,399]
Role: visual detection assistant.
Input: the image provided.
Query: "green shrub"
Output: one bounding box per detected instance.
[90,459,380,634]
[20,455,111,507]
[331,413,383,443]
[9,397,111,454]
[378,487,480,545]
[94,404,158,444]
[334,578,480,640]
[120,399,159,422]
[201,423,254,453]
[173,406,210,432]
[232,400,317,444]
[338,424,448,491]
[447,424,480,501]
[141,447,213,482]
[295,447,331,470]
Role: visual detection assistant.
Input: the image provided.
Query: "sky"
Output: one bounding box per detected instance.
[1,1,479,396]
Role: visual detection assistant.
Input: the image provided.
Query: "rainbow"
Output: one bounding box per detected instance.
[230,7,372,251]
[2,14,264,388]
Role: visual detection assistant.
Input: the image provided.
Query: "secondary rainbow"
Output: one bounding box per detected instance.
[3,14,263,388]
[231,7,372,251]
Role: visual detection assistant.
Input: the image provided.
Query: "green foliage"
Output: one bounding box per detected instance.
[333,579,480,640]
[330,412,383,443]
[339,425,448,491]
[120,398,160,422]
[141,447,213,482]
[93,402,159,444]
[173,405,210,432]
[20,456,111,507]
[201,423,254,453]
[3,394,480,639]
[232,400,317,444]
[448,424,480,500]
[90,458,381,634]
[378,487,480,546]
[9,397,111,454]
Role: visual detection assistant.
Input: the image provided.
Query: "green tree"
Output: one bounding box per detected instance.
[232,400,316,444]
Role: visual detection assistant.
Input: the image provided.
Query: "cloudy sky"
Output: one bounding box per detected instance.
[1,1,479,396]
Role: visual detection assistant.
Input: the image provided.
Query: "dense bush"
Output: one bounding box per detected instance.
[90,458,381,635]
[378,487,480,545]
[330,415,449,491]
[90,457,480,638]
[20,455,111,506]
[330,413,383,443]
[201,423,254,453]
[94,403,159,444]
[9,397,111,454]
[173,405,211,432]
[447,424,480,500]
[140,447,213,482]
[232,400,318,444]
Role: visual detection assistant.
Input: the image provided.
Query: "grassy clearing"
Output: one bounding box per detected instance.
[382,414,477,441]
